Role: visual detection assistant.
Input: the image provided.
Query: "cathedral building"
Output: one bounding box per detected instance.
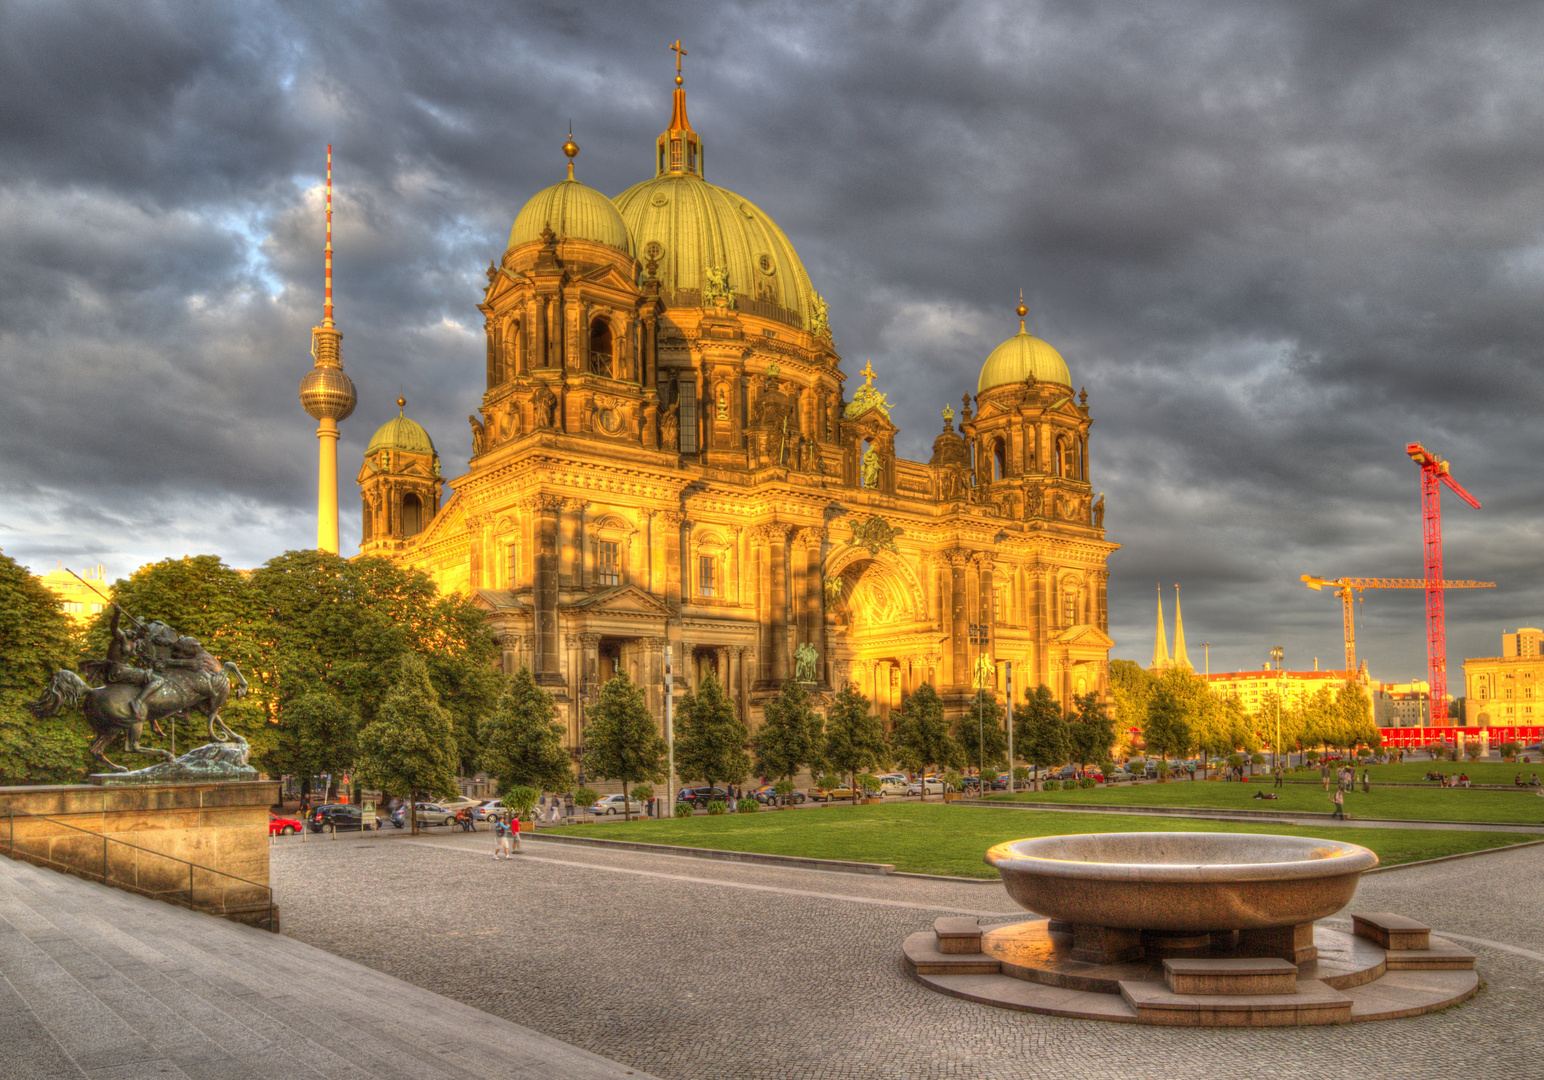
[353,56,1118,743]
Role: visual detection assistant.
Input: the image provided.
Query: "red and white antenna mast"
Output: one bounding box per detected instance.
[1405,443,1481,722]
[323,143,334,327]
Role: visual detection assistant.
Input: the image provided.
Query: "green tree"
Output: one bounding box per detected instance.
[1067,693,1116,769]
[955,689,1008,773]
[893,683,963,801]
[1014,684,1068,790]
[0,554,87,784]
[675,672,751,794]
[354,654,459,834]
[753,679,824,788]
[1337,681,1381,749]
[583,672,667,820]
[276,692,359,799]
[823,684,886,803]
[1143,680,1193,766]
[481,666,573,796]
[1109,659,1155,744]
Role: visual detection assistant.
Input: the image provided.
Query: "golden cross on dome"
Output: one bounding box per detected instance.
[860,361,876,386]
[671,39,688,77]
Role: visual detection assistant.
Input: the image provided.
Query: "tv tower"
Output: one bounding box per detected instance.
[298,145,357,553]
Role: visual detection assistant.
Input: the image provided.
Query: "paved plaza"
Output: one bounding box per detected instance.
[272,825,1544,1080]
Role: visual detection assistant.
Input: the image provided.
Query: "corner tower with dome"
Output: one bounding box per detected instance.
[356,49,1118,746]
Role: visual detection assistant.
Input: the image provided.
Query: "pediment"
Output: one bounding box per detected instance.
[473,589,528,612]
[562,584,675,617]
[1054,624,1116,648]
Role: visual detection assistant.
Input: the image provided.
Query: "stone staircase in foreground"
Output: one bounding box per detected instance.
[0,854,654,1080]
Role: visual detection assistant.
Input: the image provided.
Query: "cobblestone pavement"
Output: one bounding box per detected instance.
[271,830,1544,1080]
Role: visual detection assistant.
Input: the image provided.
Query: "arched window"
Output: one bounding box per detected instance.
[361,497,372,542]
[589,318,612,376]
[992,440,1006,482]
[402,493,423,537]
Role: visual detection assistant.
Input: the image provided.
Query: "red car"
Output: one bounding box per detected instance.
[269,812,302,836]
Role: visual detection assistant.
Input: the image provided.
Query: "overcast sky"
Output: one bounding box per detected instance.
[2,0,1541,687]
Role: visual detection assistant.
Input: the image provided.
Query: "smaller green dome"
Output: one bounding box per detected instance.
[509,179,632,254]
[366,415,436,457]
[977,330,1071,392]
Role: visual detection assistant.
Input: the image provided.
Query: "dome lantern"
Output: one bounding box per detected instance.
[976,294,1071,393]
[656,39,703,179]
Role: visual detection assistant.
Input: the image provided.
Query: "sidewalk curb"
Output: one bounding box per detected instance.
[955,799,1544,831]
[523,832,896,875]
[1361,837,1544,874]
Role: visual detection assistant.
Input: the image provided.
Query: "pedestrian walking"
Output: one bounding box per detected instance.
[492,818,511,859]
[1361,769,1370,794]
[1331,787,1346,821]
[1273,767,1283,789]
[509,813,521,853]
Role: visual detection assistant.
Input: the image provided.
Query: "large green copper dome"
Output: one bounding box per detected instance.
[613,173,818,330]
[366,414,436,457]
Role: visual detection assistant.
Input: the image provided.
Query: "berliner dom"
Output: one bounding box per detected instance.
[345,48,1118,743]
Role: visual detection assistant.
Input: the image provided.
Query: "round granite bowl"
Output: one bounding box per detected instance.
[985,832,1378,933]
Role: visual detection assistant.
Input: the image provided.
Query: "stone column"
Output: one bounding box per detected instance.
[1092,569,1110,633]
[948,549,970,690]
[641,637,667,731]
[534,495,564,687]
[763,525,792,684]
[659,512,684,606]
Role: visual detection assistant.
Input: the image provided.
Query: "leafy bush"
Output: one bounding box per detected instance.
[942,769,963,792]
[632,784,654,802]
[1077,777,1096,790]
[774,779,797,803]
[1155,761,1172,779]
[979,768,998,787]
[674,801,693,818]
[705,799,729,815]
[1012,766,1031,785]
[1305,751,1321,764]
[571,787,598,817]
[736,797,759,814]
[1250,753,1266,767]
[1043,779,1061,791]
[505,785,540,822]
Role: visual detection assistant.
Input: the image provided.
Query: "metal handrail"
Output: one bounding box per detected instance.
[0,802,275,931]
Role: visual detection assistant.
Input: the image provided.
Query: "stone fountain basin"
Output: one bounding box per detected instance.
[985,832,1378,934]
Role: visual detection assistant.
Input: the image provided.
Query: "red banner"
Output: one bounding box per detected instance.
[1377,726,1544,748]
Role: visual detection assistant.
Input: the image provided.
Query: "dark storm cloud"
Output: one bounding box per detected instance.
[2,0,1541,687]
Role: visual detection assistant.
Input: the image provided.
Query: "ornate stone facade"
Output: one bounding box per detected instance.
[358,66,1118,745]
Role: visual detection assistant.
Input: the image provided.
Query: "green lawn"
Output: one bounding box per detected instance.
[983,776,1544,823]
[559,802,1537,879]
[1321,760,1543,786]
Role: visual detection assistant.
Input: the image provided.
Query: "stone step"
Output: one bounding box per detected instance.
[1162,957,1300,996]
[933,915,982,953]
[1119,978,1353,1027]
[1382,935,1476,971]
[903,930,1002,975]
[0,853,656,1079]
[1352,911,1431,951]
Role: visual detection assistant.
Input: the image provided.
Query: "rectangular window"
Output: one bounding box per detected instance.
[597,541,620,587]
[679,381,697,453]
[698,555,716,598]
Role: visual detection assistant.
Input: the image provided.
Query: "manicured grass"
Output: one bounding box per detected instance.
[983,776,1544,823]
[561,802,1537,879]
[1328,760,1544,786]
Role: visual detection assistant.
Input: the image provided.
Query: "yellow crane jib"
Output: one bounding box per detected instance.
[1300,574,1496,672]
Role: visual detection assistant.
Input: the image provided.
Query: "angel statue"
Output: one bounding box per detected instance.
[973,652,995,690]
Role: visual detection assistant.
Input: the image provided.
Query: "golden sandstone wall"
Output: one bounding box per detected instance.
[0,780,279,930]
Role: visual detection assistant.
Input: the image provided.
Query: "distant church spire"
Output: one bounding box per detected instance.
[298,144,357,555]
[1150,583,1171,670]
[1173,584,1192,670]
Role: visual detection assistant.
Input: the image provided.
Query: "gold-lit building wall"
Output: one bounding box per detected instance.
[37,564,109,624]
[1463,630,1544,726]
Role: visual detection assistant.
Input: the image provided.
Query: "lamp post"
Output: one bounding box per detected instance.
[1005,662,1014,793]
[664,645,675,817]
[1270,645,1284,771]
[577,666,598,786]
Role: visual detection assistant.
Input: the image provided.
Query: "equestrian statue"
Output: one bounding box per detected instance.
[27,605,248,775]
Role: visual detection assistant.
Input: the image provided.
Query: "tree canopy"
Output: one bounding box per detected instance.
[583,671,667,817]
[822,684,886,801]
[1066,692,1117,767]
[354,653,460,828]
[1014,684,1068,784]
[0,554,86,784]
[481,666,573,795]
[674,672,750,792]
[753,679,824,783]
[955,689,1008,772]
[892,683,963,798]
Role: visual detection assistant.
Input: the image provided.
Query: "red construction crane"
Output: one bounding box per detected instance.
[1300,576,1495,672]
[1406,442,1482,721]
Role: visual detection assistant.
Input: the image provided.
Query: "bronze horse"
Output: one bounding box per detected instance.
[27,659,248,773]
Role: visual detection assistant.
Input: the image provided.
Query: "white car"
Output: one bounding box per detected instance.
[906,778,952,795]
[589,793,648,816]
[876,774,911,796]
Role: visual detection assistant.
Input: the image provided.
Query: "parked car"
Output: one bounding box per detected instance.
[676,786,730,809]
[907,778,952,795]
[823,784,881,801]
[590,794,648,816]
[389,802,458,828]
[752,785,806,805]
[875,774,910,796]
[1104,768,1135,783]
[960,776,1009,792]
[269,812,302,836]
[308,805,372,833]
[473,799,507,821]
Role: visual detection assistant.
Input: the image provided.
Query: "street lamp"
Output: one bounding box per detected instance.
[577,666,598,786]
[1269,645,1284,772]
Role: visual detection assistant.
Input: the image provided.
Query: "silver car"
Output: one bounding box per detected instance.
[589,794,648,816]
